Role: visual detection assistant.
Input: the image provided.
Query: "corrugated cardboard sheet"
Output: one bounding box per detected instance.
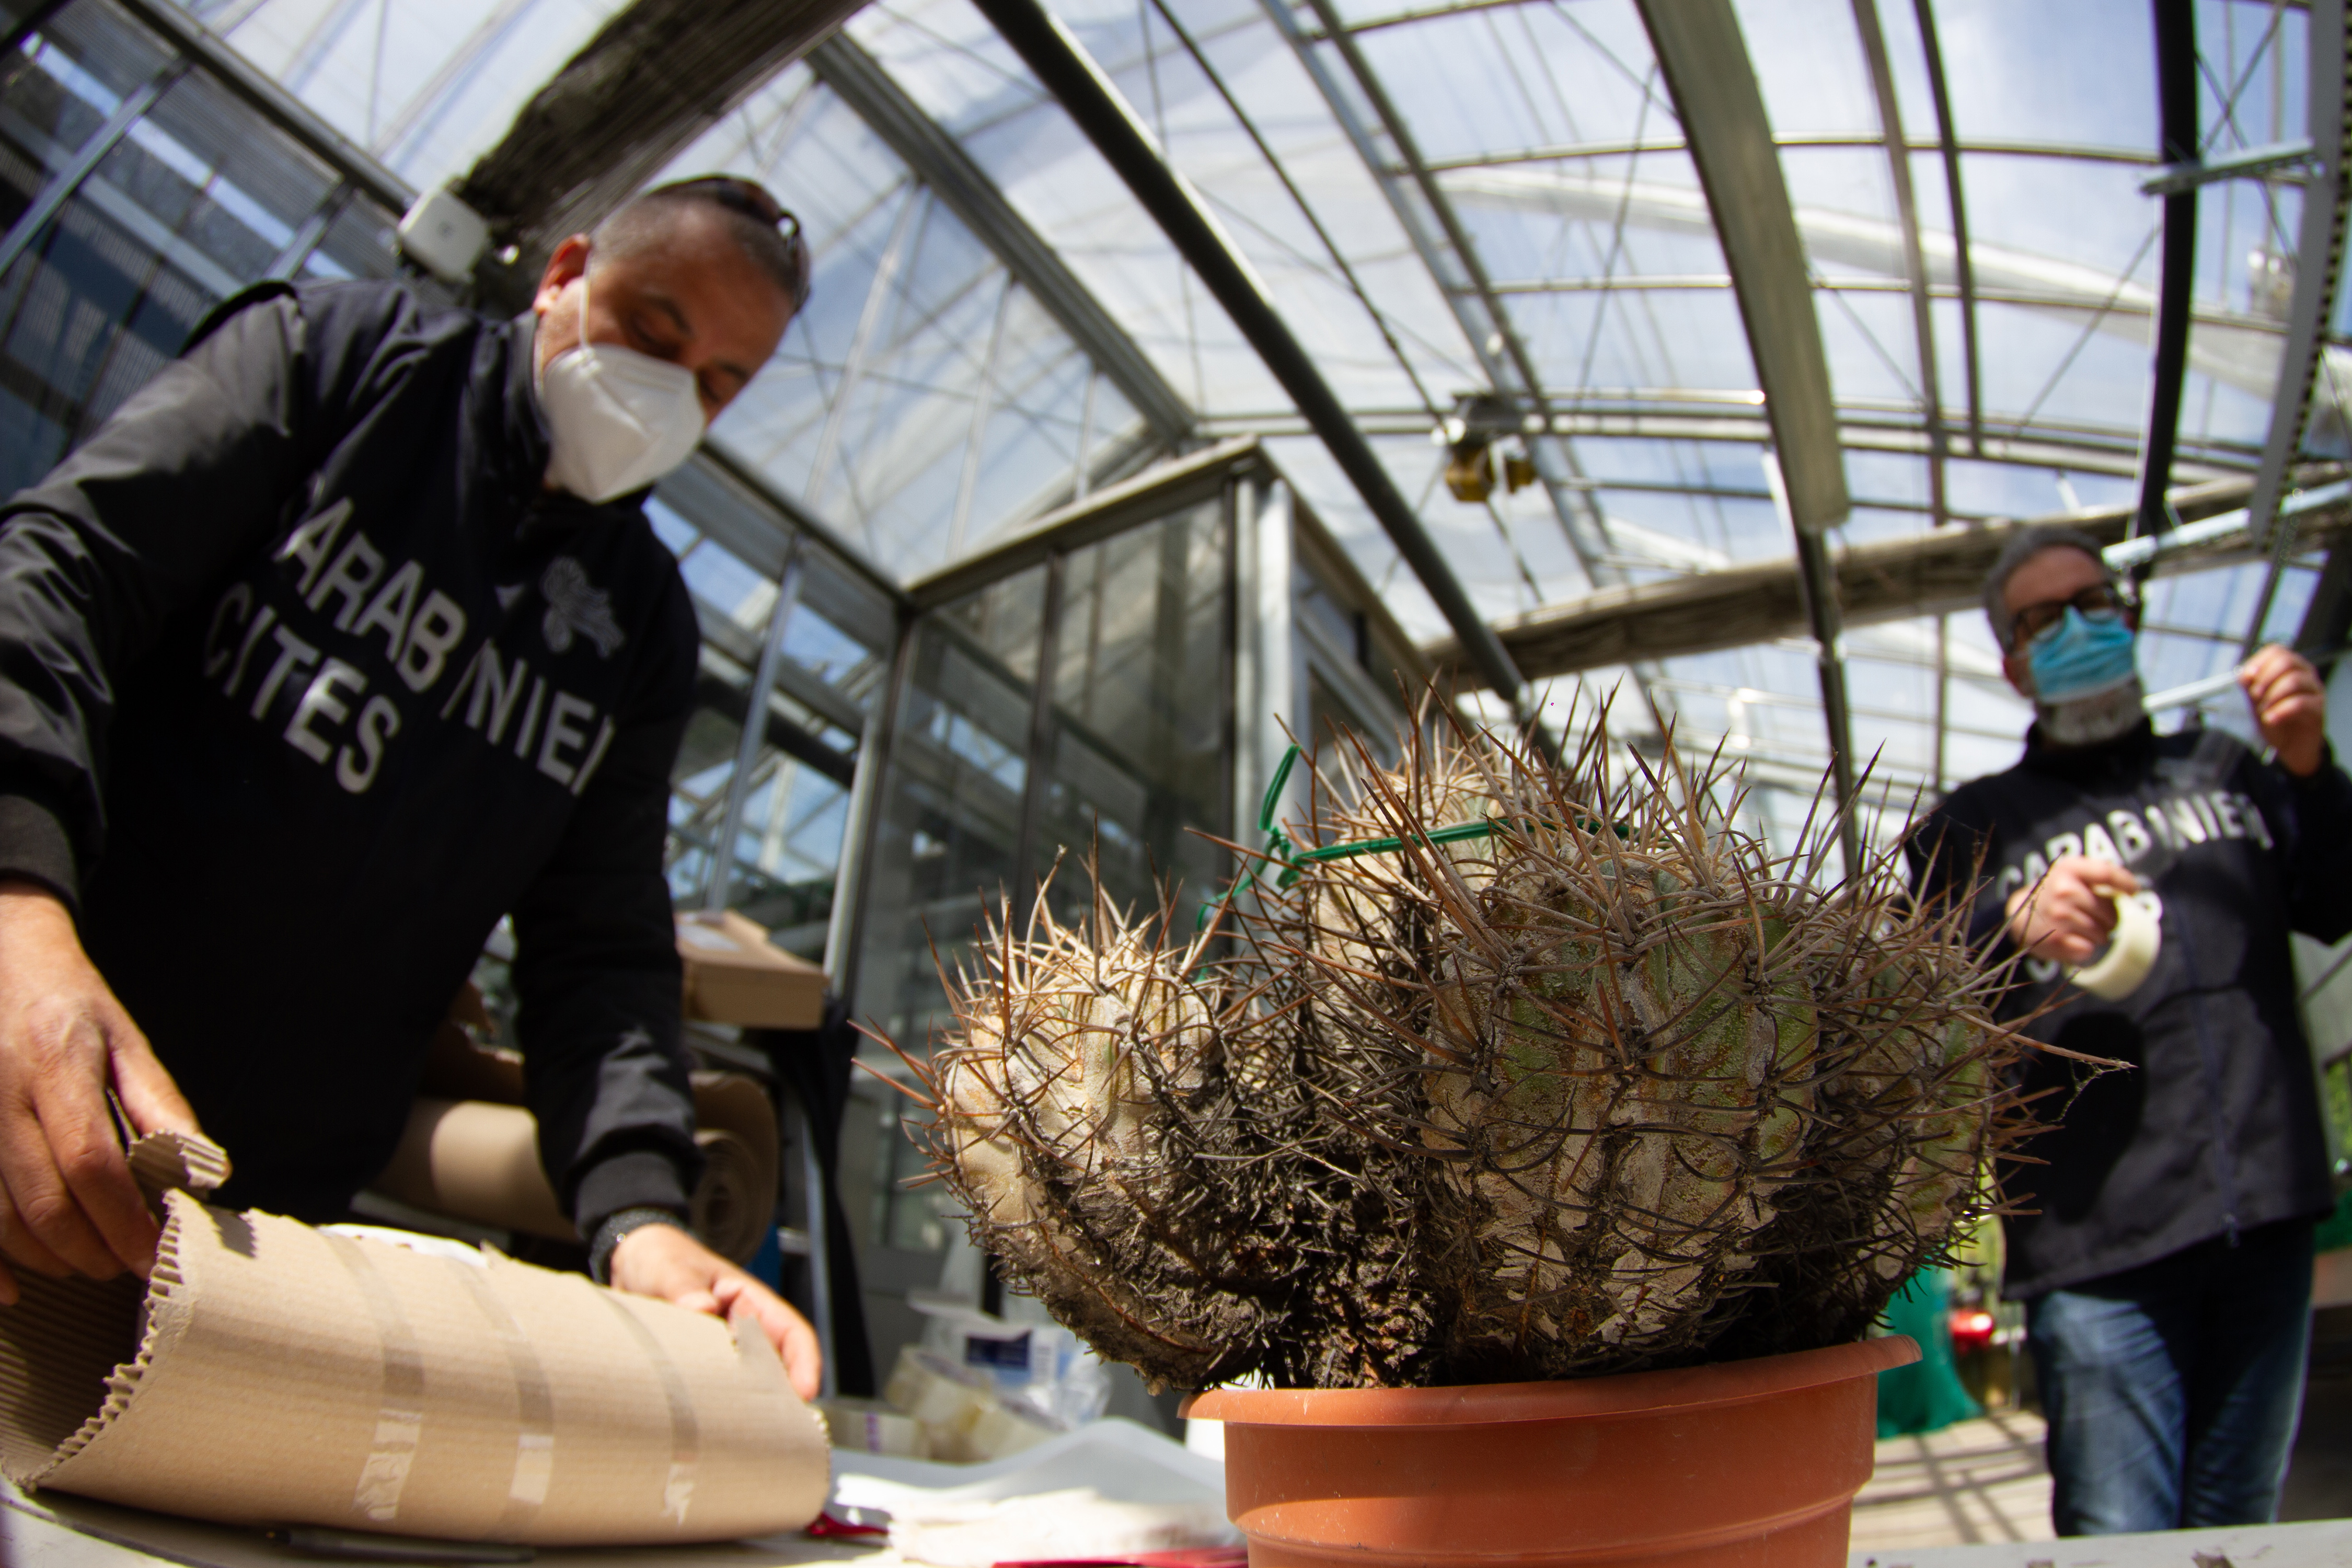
[0,1133,828,1546]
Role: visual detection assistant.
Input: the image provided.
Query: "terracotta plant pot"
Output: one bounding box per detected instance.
[1181,1336,1920,1567]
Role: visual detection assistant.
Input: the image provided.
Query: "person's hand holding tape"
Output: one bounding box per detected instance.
[2004,855,2159,1000]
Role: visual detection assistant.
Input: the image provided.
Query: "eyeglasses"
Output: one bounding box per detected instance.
[2010,583,2136,649]
[666,175,811,314]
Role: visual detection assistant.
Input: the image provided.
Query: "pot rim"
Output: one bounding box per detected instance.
[1178,1335,1919,1427]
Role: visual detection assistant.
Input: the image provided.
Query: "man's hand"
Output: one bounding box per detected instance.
[0,878,200,1305]
[2005,856,2140,965]
[2240,644,2328,778]
[607,1220,822,1400]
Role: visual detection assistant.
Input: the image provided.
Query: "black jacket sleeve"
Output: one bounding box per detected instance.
[2266,742,2352,946]
[511,574,704,1235]
[0,286,317,904]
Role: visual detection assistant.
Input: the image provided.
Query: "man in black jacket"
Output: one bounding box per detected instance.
[1908,526,2350,1533]
[0,177,823,1397]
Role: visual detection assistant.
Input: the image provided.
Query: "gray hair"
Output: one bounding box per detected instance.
[589,180,808,312]
[1981,525,2116,651]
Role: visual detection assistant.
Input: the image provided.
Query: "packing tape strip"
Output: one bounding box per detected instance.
[447,1258,557,1539]
[598,1294,701,1527]
[2066,890,2160,1001]
[322,1232,428,1527]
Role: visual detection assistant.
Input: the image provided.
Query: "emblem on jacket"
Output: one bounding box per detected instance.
[540,557,625,659]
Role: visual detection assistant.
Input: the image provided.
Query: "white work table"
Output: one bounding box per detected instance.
[0,1487,892,1568]
[8,1475,2348,1568]
[1850,1522,2352,1565]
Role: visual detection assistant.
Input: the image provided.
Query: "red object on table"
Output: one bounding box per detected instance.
[805,1512,889,1538]
[1949,1306,1998,1356]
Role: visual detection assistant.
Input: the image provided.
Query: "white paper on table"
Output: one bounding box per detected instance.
[827,1417,1236,1567]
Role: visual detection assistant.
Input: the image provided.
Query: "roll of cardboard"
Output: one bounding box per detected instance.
[688,1129,768,1264]
[0,1133,828,1546]
[372,1073,780,1263]
[374,1099,576,1243]
[687,1071,781,1264]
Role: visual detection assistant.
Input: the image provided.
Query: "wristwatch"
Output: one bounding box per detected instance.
[587,1206,687,1284]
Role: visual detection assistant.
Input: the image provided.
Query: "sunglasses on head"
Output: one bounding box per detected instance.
[2010,582,2136,650]
[666,175,812,314]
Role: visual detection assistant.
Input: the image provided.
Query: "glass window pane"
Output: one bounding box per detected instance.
[1031,500,1229,918]
[857,568,1043,1043]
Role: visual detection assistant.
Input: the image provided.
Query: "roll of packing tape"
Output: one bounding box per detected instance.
[2066,889,2160,1001]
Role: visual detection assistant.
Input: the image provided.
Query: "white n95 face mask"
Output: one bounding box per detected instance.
[536,272,707,502]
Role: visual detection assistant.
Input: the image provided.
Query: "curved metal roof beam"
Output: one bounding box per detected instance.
[968,0,1535,712]
[1260,0,1620,591]
[1634,0,1859,875]
[1851,0,1947,526]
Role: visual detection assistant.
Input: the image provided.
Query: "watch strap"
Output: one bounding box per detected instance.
[587,1205,686,1284]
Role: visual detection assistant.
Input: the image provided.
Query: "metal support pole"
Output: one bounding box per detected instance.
[2132,0,2200,544]
[824,612,916,1004]
[1912,0,1983,453]
[1852,0,1949,527]
[1767,455,1861,882]
[2234,0,2349,647]
[705,544,805,910]
[1795,532,1863,882]
[793,1090,836,1400]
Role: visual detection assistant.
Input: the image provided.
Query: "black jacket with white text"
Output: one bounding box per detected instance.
[0,279,704,1230]
[1906,720,2352,1299]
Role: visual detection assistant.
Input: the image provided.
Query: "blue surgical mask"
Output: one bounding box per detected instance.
[2026,606,2138,702]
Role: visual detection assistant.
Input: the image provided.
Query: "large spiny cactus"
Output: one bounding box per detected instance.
[892,705,2025,1390]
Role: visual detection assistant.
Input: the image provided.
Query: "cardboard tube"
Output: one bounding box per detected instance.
[373,1075,780,1264]
[375,1100,577,1243]
[0,1135,828,1546]
[688,1129,767,1264]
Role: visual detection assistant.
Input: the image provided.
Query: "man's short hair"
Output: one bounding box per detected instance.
[590,178,809,313]
[1982,525,2116,651]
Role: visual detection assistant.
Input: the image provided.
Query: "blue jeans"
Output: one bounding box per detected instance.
[2026,1219,2313,1535]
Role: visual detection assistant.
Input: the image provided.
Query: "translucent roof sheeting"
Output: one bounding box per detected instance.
[163,0,2344,848]
[176,0,628,187]
[650,62,1148,578]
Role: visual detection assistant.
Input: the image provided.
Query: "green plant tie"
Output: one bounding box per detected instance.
[1193,743,1626,936]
